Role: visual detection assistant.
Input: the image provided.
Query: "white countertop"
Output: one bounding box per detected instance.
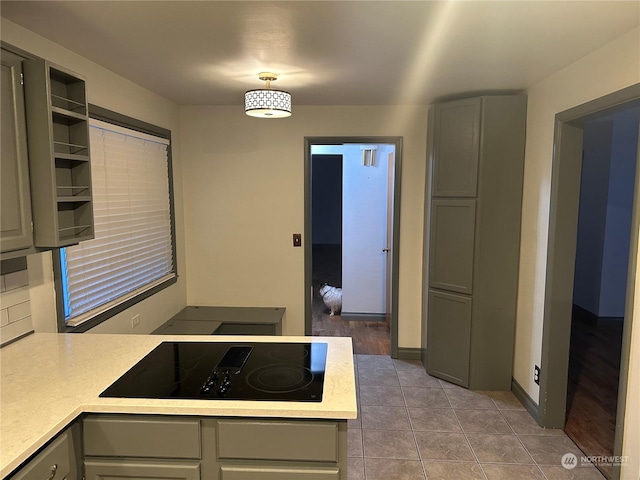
[0,333,357,478]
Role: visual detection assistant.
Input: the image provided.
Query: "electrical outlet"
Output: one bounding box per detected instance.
[131,314,140,328]
[534,365,540,385]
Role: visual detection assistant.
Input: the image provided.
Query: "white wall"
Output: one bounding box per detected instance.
[512,26,640,479]
[514,26,639,398]
[179,106,427,344]
[1,18,187,334]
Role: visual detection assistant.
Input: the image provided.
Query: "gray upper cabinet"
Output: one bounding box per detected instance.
[431,97,481,197]
[424,95,527,390]
[82,414,348,480]
[1,49,33,256]
[23,58,94,248]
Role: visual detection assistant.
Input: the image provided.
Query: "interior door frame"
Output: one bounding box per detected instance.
[539,83,640,480]
[304,136,402,358]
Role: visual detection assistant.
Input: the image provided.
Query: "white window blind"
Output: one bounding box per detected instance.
[62,119,175,326]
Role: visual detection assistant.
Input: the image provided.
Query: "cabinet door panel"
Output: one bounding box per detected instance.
[217,420,338,462]
[220,465,340,480]
[84,460,200,480]
[1,50,33,253]
[429,199,476,294]
[426,289,471,387]
[83,416,201,459]
[432,98,481,197]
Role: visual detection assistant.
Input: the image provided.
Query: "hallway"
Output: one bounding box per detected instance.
[565,310,624,480]
[311,244,390,355]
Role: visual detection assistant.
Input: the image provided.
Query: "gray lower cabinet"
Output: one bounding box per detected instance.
[83,414,348,480]
[154,306,285,336]
[1,48,33,257]
[10,423,81,480]
[423,95,527,390]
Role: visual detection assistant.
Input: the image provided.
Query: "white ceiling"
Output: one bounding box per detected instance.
[2,1,639,106]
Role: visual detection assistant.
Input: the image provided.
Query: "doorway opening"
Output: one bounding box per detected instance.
[304,137,402,357]
[539,84,640,480]
[566,108,639,480]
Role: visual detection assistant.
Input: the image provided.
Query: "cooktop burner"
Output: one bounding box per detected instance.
[100,342,328,402]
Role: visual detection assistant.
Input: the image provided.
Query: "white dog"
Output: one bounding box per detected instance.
[319,284,342,316]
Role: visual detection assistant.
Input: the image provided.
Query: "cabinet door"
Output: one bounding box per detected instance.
[220,465,340,480]
[84,460,200,480]
[432,98,481,197]
[429,199,476,294]
[1,49,33,254]
[426,289,471,387]
[12,427,79,480]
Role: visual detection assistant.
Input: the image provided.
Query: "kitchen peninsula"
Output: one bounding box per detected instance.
[1,333,356,479]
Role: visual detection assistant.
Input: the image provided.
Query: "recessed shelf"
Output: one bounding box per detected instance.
[57,185,91,196]
[51,93,86,113]
[23,58,94,248]
[53,141,89,156]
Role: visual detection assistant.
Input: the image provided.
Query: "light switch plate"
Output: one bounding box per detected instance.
[293,233,302,247]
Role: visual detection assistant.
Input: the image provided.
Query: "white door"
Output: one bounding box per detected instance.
[341,144,393,315]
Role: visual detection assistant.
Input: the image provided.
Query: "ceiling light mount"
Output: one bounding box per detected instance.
[245,72,292,118]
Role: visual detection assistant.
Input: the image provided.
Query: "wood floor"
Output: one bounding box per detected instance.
[311,244,390,355]
[565,309,624,480]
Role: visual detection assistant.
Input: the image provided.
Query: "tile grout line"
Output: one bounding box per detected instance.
[397,362,429,480]
[491,395,551,480]
[444,388,490,480]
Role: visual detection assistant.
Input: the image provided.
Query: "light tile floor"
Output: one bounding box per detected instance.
[348,354,606,480]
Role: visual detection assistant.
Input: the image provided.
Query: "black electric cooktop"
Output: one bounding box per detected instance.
[100,342,328,402]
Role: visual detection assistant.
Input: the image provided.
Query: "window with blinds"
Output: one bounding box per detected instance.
[60,117,175,327]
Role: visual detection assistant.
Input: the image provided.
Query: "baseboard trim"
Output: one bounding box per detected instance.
[341,313,386,322]
[511,378,541,424]
[396,347,422,360]
[573,304,623,326]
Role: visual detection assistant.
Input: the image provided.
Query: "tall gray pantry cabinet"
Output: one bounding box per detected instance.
[422,95,527,391]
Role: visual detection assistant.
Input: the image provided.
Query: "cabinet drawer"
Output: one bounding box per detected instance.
[84,415,201,459]
[12,430,76,480]
[220,465,339,480]
[217,420,338,462]
[84,459,200,480]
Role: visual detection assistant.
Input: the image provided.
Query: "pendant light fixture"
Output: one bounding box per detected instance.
[245,72,292,118]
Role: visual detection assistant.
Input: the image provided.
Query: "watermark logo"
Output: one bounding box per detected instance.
[561,453,578,470]
[561,453,628,469]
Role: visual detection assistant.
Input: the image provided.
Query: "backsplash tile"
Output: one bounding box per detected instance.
[0,259,33,346]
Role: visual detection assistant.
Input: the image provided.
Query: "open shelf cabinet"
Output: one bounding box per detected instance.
[23,59,94,248]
